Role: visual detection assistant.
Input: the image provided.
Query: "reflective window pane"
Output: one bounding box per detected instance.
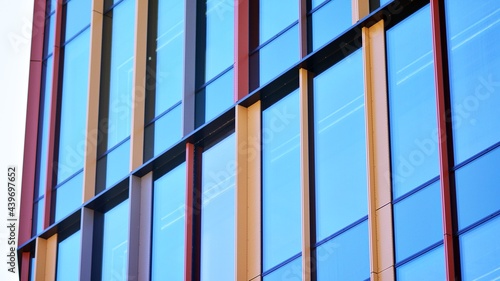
[446,0,500,164]
[203,68,234,123]
[96,140,130,191]
[260,0,298,44]
[263,256,302,281]
[311,0,351,51]
[37,57,53,198]
[314,49,367,241]
[56,231,81,281]
[64,0,91,41]
[397,245,445,281]
[460,216,500,281]
[386,4,438,198]
[393,181,443,262]
[316,220,370,281]
[32,199,45,236]
[58,29,90,183]
[152,163,186,281]
[259,24,299,87]
[201,134,236,281]
[101,200,129,281]
[205,0,234,81]
[262,90,301,271]
[145,105,182,158]
[54,171,83,222]
[455,146,500,230]
[44,15,55,57]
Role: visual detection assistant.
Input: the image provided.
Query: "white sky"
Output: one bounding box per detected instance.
[0,0,34,280]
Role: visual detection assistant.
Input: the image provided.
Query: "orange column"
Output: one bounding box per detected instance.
[234,0,249,101]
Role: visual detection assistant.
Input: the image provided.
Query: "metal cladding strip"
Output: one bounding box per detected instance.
[430,0,456,280]
[234,0,250,101]
[299,0,308,58]
[184,142,195,281]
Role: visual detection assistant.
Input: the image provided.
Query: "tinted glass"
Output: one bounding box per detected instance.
[260,0,298,43]
[37,57,53,197]
[64,0,91,41]
[102,200,129,281]
[393,181,443,262]
[263,256,302,281]
[33,199,45,235]
[105,0,135,148]
[205,0,234,81]
[201,134,236,281]
[97,139,130,190]
[314,49,367,241]
[386,5,438,198]
[446,0,500,164]
[397,245,445,281]
[311,0,351,51]
[204,68,234,123]
[311,0,325,9]
[54,171,83,222]
[151,163,186,281]
[262,90,301,271]
[460,216,500,281]
[316,220,370,281]
[151,105,182,156]
[154,0,184,115]
[44,15,55,57]
[259,24,299,87]
[56,231,81,281]
[58,29,90,183]
[455,146,500,230]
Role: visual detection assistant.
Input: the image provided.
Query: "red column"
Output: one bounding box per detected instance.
[234,0,249,101]
[430,1,456,280]
[184,143,195,281]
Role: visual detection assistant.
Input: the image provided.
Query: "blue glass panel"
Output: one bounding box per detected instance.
[29,256,35,281]
[102,200,129,281]
[397,245,445,281]
[386,5,439,198]
[455,147,500,230]
[58,29,90,183]
[260,24,299,87]
[44,15,55,57]
[54,171,83,222]
[262,90,301,271]
[205,68,234,123]
[311,0,325,9]
[49,0,57,13]
[316,220,370,281]
[65,0,91,41]
[314,50,367,241]
[154,0,184,115]
[37,57,53,197]
[33,198,45,235]
[260,0,298,44]
[205,0,234,81]
[56,231,81,281]
[312,0,351,51]
[106,0,135,148]
[446,0,500,164]
[263,256,302,281]
[380,0,393,6]
[201,134,236,281]
[153,105,182,156]
[393,181,443,262]
[152,163,186,281]
[460,216,500,281]
[104,139,130,189]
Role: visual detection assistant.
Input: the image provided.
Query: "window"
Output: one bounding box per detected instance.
[53,0,91,222]
[151,162,186,280]
[96,0,135,192]
[144,0,184,160]
[262,89,302,277]
[56,229,81,280]
[310,0,351,52]
[195,0,234,126]
[313,49,369,280]
[200,133,236,280]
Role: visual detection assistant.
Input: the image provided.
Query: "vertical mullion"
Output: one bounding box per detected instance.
[185,143,195,281]
[127,175,141,279]
[352,0,370,23]
[299,0,308,57]
[182,1,197,135]
[299,68,311,281]
[362,20,395,281]
[234,0,250,101]
[430,0,456,280]
[137,172,153,280]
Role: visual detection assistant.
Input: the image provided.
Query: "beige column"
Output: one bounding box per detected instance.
[137,172,153,280]
[235,102,262,281]
[353,0,370,23]
[80,208,94,281]
[299,68,311,281]
[130,0,148,170]
[83,0,104,202]
[362,20,395,281]
[34,235,57,281]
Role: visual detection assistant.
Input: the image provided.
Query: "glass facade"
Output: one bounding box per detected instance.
[20,0,500,280]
